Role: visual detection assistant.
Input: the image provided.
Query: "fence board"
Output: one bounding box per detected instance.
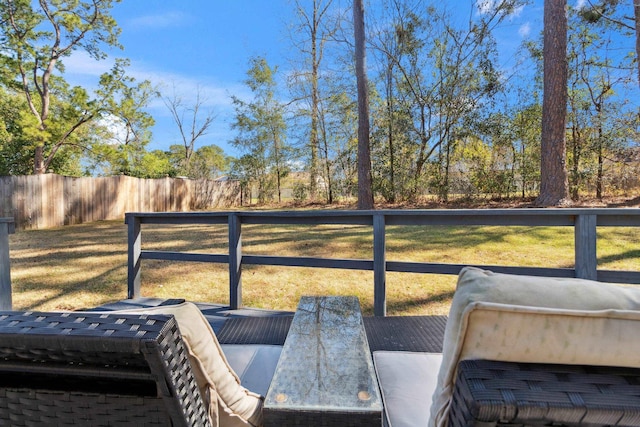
[13,176,27,229]
[51,174,65,228]
[83,177,93,224]
[115,175,127,218]
[0,177,11,218]
[0,174,240,230]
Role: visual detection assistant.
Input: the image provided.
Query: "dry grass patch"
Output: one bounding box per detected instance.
[9,221,129,311]
[8,219,640,315]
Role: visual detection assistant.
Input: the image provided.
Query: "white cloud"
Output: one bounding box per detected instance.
[510,5,525,18]
[60,50,115,78]
[127,11,190,30]
[575,0,588,9]
[518,22,531,37]
[477,0,524,18]
[60,51,249,113]
[129,66,250,112]
[477,0,497,15]
[54,51,251,152]
[96,114,128,145]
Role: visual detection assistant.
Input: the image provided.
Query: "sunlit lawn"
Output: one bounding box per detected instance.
[8,219,640,316]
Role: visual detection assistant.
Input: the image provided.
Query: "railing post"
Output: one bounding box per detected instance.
[0,218,15,310]
[127,214,142,299]
[229,213,243,309]
[373,213,386,316]
[575,214,597,281]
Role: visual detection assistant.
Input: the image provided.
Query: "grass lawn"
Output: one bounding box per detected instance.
[8,219,640,316]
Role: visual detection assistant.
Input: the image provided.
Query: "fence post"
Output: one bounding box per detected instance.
[575,214,597,281]
[228,213,243,309]
[127,214,142,299]
[373,213,386,317]
[0,218,15,310]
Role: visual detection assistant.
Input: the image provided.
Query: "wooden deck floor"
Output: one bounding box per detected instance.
[96,297,447,353]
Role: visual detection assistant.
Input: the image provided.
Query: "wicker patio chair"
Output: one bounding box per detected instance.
[0,310,211,426]
[374,267,640,427]
[448,359,640,427]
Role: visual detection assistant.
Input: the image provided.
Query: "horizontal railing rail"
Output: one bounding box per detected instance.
[0,218,15,311]
[126,209,640,316]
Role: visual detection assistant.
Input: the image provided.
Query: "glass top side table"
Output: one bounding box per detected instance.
[263,296,382,426]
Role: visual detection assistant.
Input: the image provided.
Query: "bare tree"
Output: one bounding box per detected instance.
[537,0,570,206]
[163,85,216,175]
[289,0,338,201]
[635,1,640,85]
[353,0,374,209]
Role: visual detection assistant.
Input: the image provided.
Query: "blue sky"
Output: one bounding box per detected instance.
[61,0,558,157]
[64,1,296,156]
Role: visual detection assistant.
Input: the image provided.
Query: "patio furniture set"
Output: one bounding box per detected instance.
[1,267,640,426]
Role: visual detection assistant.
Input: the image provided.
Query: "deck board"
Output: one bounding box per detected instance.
[364,315,447,353]
[217,316,293,345]
[216,314,447,352]
[94,298,447,352]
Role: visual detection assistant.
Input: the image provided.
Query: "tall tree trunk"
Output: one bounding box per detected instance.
[596,126,604,200]
[353,0,373,209]
[323,139,334,204]
[635,1,640,87]
[320,114,334,204]
[443,137,451,203]
[520,142,526,199]
[570,125,581,201]
[387,64,396,203]
[536,0,570,206]
[34,145,45,174]
[293,0,336,203]
[309,1,320,200]
[274,132,282,204]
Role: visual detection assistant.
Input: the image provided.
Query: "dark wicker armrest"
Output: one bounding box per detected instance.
[0,311,211,427]
[448,359,640,427]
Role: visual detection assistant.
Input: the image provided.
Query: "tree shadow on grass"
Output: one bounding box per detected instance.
[387,290,456,314]
[359,289,456,316]
[598,248,640,267]
[13,262,127,311]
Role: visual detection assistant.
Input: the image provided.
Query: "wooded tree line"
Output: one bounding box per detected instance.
[230,0,640,205]
[1,1,639,206]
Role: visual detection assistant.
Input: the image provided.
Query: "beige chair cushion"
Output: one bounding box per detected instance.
[115,302,263,427]
[430,267,640,427]
[374,351,442,427]
[221,344,282,397]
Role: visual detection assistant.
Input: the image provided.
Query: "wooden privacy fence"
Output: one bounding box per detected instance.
[0,174,240,230]
[126,208,640,316]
